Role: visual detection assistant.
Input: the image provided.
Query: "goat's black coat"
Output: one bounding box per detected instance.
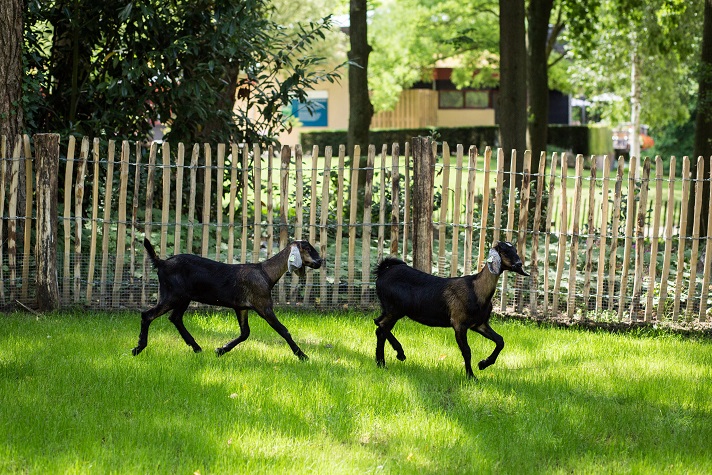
[132,238,323,359]
[375,260,489,328]
[373,241,529,378]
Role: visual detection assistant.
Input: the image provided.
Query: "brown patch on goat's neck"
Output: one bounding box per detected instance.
[443,280,469,318]
[261,245,292,285]
[473,265,502,302]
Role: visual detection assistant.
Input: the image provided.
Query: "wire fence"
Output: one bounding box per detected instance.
[1,134,711,328]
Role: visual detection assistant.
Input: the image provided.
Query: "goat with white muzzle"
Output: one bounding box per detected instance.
[132,238,323,359]
[373,241,529,378]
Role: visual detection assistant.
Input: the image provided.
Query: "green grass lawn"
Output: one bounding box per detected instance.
[1,309,711,474]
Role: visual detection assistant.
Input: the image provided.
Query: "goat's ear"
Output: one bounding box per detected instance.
[486,248,502,275]
[288,244,303,272]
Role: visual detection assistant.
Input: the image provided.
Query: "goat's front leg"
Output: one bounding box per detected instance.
[168,302,202,353]
[132,302,172,356]
[216,309,250,357]
[472,322,504,371]
[258,306,308,360]
[453,323,475,378]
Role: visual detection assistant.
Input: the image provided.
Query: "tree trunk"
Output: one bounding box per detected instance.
[347,0,374,187]
[630,45,642,179]
[526,0,554,177]
[688,0,712,237]
[0,0,24,141]
[1,0,26,244]
[498,0,527,189]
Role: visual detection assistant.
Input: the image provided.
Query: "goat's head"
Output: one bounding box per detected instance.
[489,241,529,276]
[288,240,324,277]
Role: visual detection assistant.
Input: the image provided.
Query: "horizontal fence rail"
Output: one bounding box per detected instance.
[1,134,711,325]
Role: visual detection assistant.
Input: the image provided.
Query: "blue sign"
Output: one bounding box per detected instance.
[291,98,328,127]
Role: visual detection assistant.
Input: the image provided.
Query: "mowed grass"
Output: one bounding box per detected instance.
[1,310,711,474]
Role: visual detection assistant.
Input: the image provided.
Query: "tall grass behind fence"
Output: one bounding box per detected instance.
[1,134,710,324]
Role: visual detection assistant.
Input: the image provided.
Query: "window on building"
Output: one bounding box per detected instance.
[438,90,490,109]
[439,91,464,108]
[465,90,489,108]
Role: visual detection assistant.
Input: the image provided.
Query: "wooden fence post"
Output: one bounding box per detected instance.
[279,145,291,304]
[389,143,400,257]
[35,133,60,310]
[411,136,434,272]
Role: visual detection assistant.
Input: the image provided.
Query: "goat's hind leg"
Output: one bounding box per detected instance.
[168,301,202,353]
[454,324,475,378]
[216,309,250,357]
[374,313,405,368]
[132,302,173,356]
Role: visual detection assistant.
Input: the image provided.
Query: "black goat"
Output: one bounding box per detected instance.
[373,241,529,378]
[132,238,323,359]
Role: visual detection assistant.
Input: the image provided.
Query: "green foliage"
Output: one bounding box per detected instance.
[22,0,342,145]
[367,0,499,112]
[542,124,616,156]
[547,126,592,155]
[561,0,702,130]
[303,124,615,157]
[587,124,613,155]
[301,126,499,152]
[2,311,712,474]
[646,104,697,166]
[367,0,428,112]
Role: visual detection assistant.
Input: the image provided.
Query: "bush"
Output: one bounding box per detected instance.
[587,124,614,156]
[300,126,498,154]
[547,125,586,153]
[300,125,612,158]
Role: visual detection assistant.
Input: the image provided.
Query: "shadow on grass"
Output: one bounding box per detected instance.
[1,310,711,473]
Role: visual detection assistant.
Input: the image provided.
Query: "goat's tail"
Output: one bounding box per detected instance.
[143,238,162,268]
[374,257,407,279]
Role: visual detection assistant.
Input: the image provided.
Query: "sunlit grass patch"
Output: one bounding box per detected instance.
[1,310,711,474]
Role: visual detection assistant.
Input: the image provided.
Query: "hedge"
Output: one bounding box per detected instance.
[299,124,612,157]
[299,126,498,154]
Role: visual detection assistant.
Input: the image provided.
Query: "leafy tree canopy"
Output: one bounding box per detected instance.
[23,0,343,145]
[560,0,703,130]
[365,0,702,138]
[368,0,499,112]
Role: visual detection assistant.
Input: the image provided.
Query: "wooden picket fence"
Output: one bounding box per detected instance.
[1,133,711,324]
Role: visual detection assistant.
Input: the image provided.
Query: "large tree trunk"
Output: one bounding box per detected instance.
[688,0,712,237]
[629,45,642,180]
[347,0,373,186]
[1,0,26,242]
[0,0,24,141]
[498,0,527,189]
[526,0,554,178]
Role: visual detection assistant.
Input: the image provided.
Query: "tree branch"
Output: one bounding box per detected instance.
[547,51,567,69]
[546,21,565,59]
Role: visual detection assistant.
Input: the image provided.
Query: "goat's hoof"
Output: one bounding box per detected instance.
[297,352,309,361]
[193,346,203,354]
[466,372,477,379]
[131,347,143,356]
[396,353,406,361]
[477,359,490,370]
[376,360,386,368]
[215,347,226,357]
